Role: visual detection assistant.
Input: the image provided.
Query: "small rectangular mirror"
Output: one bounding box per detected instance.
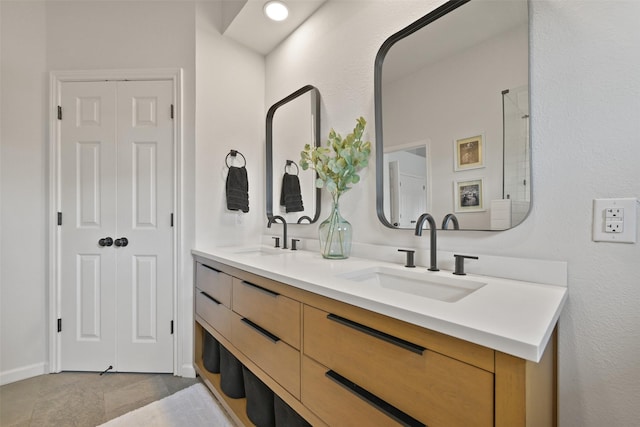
[266,85,321,224]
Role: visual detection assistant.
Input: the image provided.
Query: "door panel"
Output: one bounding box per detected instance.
[60,80,173,373]
[132,255,158,341]
[61,81,117,371]
[77,142,102,227]
[133,142,158,228]
[399,173,426,228]
[115,80,173,372]
[78,254,101,340]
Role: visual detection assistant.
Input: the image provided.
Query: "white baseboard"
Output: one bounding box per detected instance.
[180,363,196,378]
[0,362,48,386]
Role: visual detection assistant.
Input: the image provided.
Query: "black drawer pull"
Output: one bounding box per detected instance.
[200,291,221,305]
[241,318,280,343]
[327,314,425,355]
[200,263,221,273]
[242,280,279,298]
[325,370,426,427]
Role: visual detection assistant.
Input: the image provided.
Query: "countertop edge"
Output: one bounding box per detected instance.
[191,248,567,363]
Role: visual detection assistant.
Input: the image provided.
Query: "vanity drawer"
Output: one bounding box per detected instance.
[303,305,494,427]
[232,277,301,349]
[195,289,232,338]
[231,313,300,398]
[302,356,407,427]
[195,262,232,308]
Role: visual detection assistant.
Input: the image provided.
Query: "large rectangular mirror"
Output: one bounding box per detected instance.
[266,85,321,224]
[375,0,530,230]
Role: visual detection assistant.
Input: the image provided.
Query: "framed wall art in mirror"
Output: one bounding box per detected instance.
[454,177,484,213]
[266,85,321,224]
[374,0,530,231]
[454,134,484,171]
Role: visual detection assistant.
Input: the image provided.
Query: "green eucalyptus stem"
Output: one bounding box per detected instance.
[300,117,371,197]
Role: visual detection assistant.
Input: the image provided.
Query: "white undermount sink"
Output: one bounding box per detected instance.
[338,266,486,302]
[230,246,286,256]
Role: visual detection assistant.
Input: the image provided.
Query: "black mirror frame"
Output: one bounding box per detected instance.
[374,0,472,229]
[266,85,322,224]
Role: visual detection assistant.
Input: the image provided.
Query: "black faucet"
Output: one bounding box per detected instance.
[267,216,288,249]
[297,216,312,224]
[441,213,460,230]
[414,213,439,271]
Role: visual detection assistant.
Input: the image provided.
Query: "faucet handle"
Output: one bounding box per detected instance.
[272,236,280,248]
[397,249,416,268]
[453,254,478,275]
[291,239,300,251]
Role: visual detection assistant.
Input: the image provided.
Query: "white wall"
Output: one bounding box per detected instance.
[265,1,640,425]
[195,2,265,251]
[0,0,49,384]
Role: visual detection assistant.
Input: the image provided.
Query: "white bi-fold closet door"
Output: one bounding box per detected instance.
[59,80,174,373]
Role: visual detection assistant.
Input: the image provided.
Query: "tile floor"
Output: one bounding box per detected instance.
[0,372,200,427]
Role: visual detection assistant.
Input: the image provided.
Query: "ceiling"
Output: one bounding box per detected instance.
[222,0,327,55]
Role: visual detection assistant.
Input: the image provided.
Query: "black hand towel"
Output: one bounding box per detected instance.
[226,166,249,213]
[280,173,304,213]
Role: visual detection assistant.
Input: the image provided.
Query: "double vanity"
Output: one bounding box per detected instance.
[194,1,560,425]
[192,244,567,427]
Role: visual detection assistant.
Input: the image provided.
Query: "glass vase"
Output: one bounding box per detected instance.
[318,197,352,259]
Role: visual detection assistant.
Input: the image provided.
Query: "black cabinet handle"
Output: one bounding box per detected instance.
[242,280,279,298]
[114,237,128,247]
[240,318,280,343]
[325,370,425,427]
[200,291,221,305]
[200,263,221,273]
[327,314,425,355]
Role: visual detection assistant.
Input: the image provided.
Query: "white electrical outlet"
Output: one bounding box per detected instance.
[593,198,637,243]
[605,208,623,219]
[605,220,623,233]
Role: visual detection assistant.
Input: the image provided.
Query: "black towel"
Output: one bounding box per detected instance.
[280,172,304,213]
[226,166,249,213]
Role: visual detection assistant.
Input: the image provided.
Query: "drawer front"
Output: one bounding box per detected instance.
[302,356,407,427]
[231,313,300,398]
[195,262,232,308]
[195,290,232,338]
[304,305,494,427]
[232,278,301,349]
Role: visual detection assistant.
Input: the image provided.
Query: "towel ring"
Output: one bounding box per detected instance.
[225,150,246,168]
[285,160,299,176]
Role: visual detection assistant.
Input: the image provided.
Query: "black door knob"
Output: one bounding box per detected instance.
[114,237,129,247]
[98,237,113,247]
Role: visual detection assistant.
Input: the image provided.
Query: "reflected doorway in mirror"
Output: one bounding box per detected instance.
[383,141,430,228]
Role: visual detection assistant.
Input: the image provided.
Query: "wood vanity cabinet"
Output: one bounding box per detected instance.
[193,256,557,427]
[302,305,493,426]
[231,278,301,398]
[194,262,233,337]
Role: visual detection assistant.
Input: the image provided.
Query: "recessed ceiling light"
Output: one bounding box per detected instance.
[264,1,289,22]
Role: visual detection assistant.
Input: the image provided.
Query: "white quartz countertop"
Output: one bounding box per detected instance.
[192,246,567,362]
